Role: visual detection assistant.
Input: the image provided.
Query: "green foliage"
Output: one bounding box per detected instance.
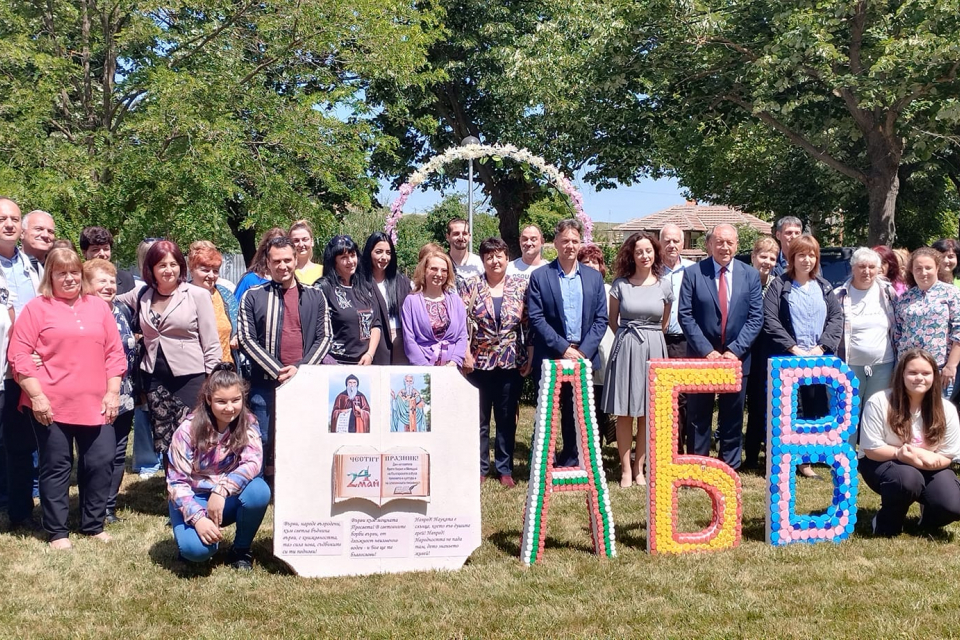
[0,0,440,262]
[508,0,960,245]
[521,193,572,241]
[367,0,589,253]
[424,194,499,247]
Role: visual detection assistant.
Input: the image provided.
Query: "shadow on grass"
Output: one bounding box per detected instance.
[149,536,294,577]
[118,475,169,517]
[486,527,596,557]
[611,520,647,549]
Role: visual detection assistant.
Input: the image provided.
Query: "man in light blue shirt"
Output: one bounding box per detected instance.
[660,223,695,452]
[527,219,608,467]
[0,197,42,530]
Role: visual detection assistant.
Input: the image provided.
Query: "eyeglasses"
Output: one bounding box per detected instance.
[143,237,164,243]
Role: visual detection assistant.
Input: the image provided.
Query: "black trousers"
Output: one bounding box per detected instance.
[106,410,135,512]
[33,420,115,541]
[3,382,38,523]
[860,457,960,536]
[686,376,748,470]
[533,372,580,468]
[469,368,523,477]
[665,334,687,453]
[744,352,768,468]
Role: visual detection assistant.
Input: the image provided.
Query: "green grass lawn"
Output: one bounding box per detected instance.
[2,406,960,639]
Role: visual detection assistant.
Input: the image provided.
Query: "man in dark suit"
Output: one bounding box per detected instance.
[527,218,608,467]
[678,223,764,469]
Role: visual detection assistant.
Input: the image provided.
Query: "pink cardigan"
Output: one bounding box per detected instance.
[8,295,126,426]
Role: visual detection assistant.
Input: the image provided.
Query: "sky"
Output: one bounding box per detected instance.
[377,173,690,225]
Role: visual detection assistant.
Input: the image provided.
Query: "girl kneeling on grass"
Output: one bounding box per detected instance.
[167,363,271,569]
[859,348,960,536]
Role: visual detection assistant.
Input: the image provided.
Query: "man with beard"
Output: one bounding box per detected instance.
[330,375,372,434]
[446,218,483,283]
[391,374,426,432]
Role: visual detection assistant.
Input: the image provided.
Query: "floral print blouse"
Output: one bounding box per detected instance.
[167,413,263,526]
[893,281,960,366]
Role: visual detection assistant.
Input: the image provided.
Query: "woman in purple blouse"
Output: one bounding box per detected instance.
[401,250,468,367]
[167,363,270,570]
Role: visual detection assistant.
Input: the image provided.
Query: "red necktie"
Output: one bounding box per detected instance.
[718,265,728,344]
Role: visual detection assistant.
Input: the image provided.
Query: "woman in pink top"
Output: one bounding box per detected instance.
[8,249,126,549]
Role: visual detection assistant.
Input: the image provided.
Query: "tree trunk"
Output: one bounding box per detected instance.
[477,169,537,259]
[865,170,899,246]
[863,126,902,246]
[225,199,257,265]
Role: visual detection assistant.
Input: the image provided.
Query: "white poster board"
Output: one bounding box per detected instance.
[273,365,481,577]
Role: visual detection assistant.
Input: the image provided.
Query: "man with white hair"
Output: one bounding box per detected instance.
[330,375,372,433]
[660,223,695,452]
[21,210,55,270]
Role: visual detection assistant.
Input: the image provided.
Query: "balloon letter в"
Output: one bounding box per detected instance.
[521,359,616,565]
[766,356,860,546]
[647,359,743,555]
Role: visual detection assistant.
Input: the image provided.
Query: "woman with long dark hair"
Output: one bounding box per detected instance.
[168,363,270,568]
[602,231,673,487]
[359,232,411,364]
[860,348,960,536]
[932,238,960,287]
[318,235,382,365]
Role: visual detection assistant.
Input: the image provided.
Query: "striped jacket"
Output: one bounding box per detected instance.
[237,280,332,382]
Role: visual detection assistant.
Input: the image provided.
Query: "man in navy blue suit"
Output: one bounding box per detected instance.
[527,219,608,468]
[678,224,764,469]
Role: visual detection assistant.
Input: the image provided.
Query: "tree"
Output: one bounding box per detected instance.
[0,0,439,262]
[510,0,960,245]
[367,0,589,257]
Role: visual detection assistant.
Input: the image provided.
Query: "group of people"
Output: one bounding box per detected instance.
[2,194,960,570]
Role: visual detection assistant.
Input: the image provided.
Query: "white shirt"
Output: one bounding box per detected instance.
[376,280,398,330]
[451,252,484,282]
[846,283,895,366]
[663,258,694,335]
[859,389,960,460]
[507,257,546,277]
[711,258,733,303]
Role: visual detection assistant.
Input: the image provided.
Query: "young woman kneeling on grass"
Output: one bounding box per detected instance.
[859,348,960,536]
[167,363,271,569]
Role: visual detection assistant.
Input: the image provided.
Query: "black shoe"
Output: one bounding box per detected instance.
[104,509,122,525]
[9,517,42,534]
[228,548,253,571]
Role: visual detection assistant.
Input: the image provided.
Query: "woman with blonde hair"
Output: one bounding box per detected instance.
[288,220,323,285]
[401,250,468,366]
[9,249,126,548]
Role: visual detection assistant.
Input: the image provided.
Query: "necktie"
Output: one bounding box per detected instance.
[718,265,728,344]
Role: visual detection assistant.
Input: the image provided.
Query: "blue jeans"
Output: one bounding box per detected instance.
[248,380,276,474]
[169,477,271,562]
[132,407,161,473]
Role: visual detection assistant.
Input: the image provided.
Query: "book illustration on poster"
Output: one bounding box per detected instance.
[334,445,430,505]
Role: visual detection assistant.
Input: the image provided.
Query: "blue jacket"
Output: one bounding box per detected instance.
[526,259,608,377]
[678,258,764,369]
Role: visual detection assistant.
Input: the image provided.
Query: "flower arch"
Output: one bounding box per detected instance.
[385,143,594,244]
